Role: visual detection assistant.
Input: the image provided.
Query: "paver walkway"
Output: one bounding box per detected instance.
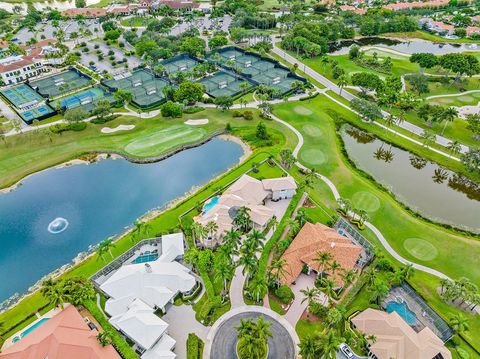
[283,273,321,326]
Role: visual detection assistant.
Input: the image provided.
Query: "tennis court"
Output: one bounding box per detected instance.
[29,69,92,98]
[19,104,56,123]
[162,55,201,76]
[50,87,116,112]
[103,69,169,108]
[0,84,44,109]
[208,47,306,95]
[198,70,253,98]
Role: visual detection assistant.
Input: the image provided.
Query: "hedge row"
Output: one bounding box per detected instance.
[187,333,204,359]
[83,300,139,359]
[50,122,87,133]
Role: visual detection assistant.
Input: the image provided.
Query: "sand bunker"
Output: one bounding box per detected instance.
[101,125,135,133]
[184,119,209,125]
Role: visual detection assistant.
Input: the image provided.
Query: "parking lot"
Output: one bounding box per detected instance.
[78,40,141,75]
[13,19,102,44]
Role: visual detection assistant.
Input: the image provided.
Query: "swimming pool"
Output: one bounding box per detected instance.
[386,300,417,325]
[133,253,159,264]
[203,196,219,214]
[12,318,50,343]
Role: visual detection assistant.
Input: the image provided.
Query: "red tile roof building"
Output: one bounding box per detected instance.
[61,7,108,17]
[339,5,366,14]
[279,222,362,286]
[384,0,449,11]
[0,305,121,359]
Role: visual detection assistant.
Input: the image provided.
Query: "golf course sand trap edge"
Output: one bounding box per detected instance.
[101,125,135,133]
[184,119,209,125]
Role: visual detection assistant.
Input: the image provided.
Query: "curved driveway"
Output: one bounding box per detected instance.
[209,311,295,359]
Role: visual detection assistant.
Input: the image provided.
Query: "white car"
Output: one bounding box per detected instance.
[339,343,354,358]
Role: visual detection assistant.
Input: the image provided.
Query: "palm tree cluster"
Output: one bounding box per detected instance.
[235,316,272,359]
[96,237,116,262]
[190,220,219,245]
[233,206,252,233]
[336,198,369,229]
[441,277,480,312]
[299,330,345,359]
[241,230,268,303]
[131,219,152,243]
[373,144,394,163]
[41,277,96,309]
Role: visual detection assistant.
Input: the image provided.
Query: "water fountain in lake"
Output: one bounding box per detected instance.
[47,217,69,234]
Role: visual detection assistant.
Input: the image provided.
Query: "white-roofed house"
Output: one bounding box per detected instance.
[97,232,196,358]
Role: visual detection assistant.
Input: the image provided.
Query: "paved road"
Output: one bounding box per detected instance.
[209,311,295,359]
[270,37,470,154]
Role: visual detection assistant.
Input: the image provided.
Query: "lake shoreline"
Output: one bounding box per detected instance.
[0,136,251,312]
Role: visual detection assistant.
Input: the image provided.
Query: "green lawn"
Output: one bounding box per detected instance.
[382,31,480,44]
[273,95,480,350]
[120,17,151,27]
[428,91,480,107]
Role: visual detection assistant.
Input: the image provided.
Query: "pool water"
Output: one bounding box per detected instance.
[12,318,50,343]
[133,253,159,264]
[386,301,417,325]
[202,196,219,214]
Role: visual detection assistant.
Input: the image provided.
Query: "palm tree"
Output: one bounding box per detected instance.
[299,334,319,359]
[450,314,469,333]
[338,75,348,96]
[421,130,436,147]
[432,167,448,184]
[447,140,461,154]
[328,260,343,281]
[43,283,69,309]
[97,331,112,347]
[287,218,300,236]
[215,261,233,294]
[250,279,268,302]
[318,331,345,359]
[233,206,252,232]
[223,228,241,249]
[100,237,116,258]
[296,208,309,227]
[341,269,357,288]
[255,315,273,341]
[370,280,389,305]
[206,220,219,239]
[247,229,266,249]
[238,251,258,287]
[441,107,458,135]
[96,244,108,262]
[326,305,347,329]
[268,258,289,285]
[300,287,320,306]
[266,215,278,232]
[358,209,369,225]
[314,251,332,280]
[319,278,337,305]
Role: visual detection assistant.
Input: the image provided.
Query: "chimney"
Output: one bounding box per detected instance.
[330,242,336,248]
[145,263,152,273]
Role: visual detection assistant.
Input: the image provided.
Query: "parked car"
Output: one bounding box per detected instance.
[340,343,354,358]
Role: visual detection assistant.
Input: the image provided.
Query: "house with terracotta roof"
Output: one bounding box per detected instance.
[351,308,452,359]
[195,174,297,244]
[0,39,59,85]
[0,305,121,359]
[278,222,362,286]
[339,5,366,14]
[107,3,139,15]
[157,0,200,10]
[419,17,454,36]
[384,0,449,11]
[61,8,108,18]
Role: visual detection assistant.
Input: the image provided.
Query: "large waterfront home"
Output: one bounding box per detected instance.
[196,174,297,242]
[98,233,196,358]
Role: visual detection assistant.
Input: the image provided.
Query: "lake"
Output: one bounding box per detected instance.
[329,37,480,55]
[341,127,480,232]
[0,138,243,303]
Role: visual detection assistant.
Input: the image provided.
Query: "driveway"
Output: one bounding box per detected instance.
[208,310,296,359]
[162,304,210,359]
[283,273,324,327]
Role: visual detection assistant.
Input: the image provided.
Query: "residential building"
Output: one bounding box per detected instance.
[419,17,454,36]
[0,305,121,359]
[384,0,449,11]
[351,308,452,359]
[99,233,196,358]
[278,222,362,286]
[339,5,366,14]
[157,0,200,10]
[195,174,297,242]
[0,39,59,85]
[107,3,139,15]
[61,8,108,18]
[466,26,480,37]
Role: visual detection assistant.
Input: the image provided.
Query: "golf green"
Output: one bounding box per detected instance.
[352,191,381,212]
[300,148,327,166]
[124,125,206,157]
[293,106,313,116]
[403,237,438,261]
[302,124,322,137]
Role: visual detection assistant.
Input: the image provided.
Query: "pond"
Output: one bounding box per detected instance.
[329,36,480,55]
[0,138,244,303]
[341,127,480,232]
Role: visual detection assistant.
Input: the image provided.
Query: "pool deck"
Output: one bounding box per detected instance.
[1,306,63,350]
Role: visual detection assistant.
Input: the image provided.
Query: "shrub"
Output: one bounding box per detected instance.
[183,106,205,114]
[308,301,328,317]
[243,111,253,120]
[232,110,243,117]
[275,284,294,304]
[187,333,203,359]
[161,101,183,118]
[375,258,394,272]
[50,122,87,134]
